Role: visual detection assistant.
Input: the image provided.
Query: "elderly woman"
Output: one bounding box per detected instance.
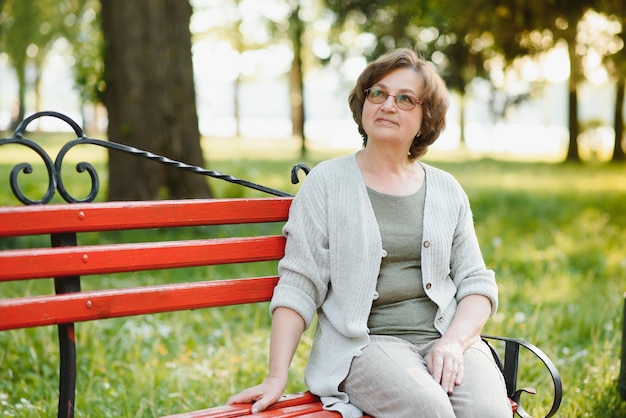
[228,48,511,418]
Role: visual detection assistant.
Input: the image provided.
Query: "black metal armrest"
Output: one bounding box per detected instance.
[482,335,562,418]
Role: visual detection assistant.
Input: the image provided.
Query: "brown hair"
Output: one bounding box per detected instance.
[348,48,449,160]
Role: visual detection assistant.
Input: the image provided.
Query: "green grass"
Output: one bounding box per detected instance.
[1,136,626,417]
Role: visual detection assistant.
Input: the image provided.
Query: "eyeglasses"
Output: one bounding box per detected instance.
[364,88,423,110]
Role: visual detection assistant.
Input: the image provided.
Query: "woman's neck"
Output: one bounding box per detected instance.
[357,149,424,196]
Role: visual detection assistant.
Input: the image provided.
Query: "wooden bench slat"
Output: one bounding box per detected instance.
[162,392,335,418]
[0,198,292,237]
[163,404,328,418]
[0,236,285,281]
[293,412,342,418]
[163,404,253,418]
[251,404,324,417]
[0,276,279,331]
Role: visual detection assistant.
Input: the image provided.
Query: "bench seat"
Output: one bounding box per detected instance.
[164,390,518,418]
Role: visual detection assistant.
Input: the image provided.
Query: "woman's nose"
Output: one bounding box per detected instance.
[381,95,397,111]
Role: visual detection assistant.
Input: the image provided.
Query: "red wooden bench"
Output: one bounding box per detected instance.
[0,112,561,417]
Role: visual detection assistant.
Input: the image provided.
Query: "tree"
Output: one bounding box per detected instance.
[286,1,306,155]
[191,0,316,157]
[493,0,596,162]
[0,0,106,131]
[419,0,498,145]
[254,0,321,158]
[191,0,264,137]
[101,0,211,200]
[67,0,104,130]
[0,0,60,128]
[596,1,625,162]
[610,41,625,162]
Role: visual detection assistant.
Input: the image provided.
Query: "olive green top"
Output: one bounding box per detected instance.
[367,184,441,344]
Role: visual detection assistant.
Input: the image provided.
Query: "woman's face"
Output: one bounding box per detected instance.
[361,68,424,148]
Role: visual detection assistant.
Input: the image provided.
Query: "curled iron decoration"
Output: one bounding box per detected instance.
[0,111,83,205]
[290,163,310,185]
[1,111,310,205]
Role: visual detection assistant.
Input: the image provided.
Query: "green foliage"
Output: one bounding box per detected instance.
[0,0,103,121]
[70,0,104,105]
[1,147,625,417]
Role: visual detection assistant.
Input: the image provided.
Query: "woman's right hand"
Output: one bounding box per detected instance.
[227,375,286,414]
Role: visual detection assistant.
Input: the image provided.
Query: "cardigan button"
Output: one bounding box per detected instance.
[423,241,431,248]
[425,283,432,290]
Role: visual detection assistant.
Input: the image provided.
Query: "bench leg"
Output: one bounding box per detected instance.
[52,233,81,418]
[57,323,77,418]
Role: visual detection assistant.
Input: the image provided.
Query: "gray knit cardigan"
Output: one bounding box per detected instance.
[269,153,498,417]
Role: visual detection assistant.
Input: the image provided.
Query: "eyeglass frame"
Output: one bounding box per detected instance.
[363,87,423,110]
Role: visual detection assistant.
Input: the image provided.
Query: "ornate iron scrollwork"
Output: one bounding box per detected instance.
[1,111,309,204]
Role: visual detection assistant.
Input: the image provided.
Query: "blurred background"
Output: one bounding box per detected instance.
[0,1,624,182]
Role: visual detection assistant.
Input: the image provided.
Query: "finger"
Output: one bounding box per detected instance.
[441,356,463,393]
[455,364,465,386]
[227,394,250,405]
[427,353,444,384]
[441,365,456,394]
[251,400,267,414]
[251,392,281,414]
[227,388,261,405]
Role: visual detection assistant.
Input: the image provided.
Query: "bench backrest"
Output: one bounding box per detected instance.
[0,197,293,331]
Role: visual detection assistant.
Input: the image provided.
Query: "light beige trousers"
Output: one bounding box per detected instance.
[340,335,512,418]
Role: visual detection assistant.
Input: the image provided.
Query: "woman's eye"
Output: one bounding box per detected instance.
[398,95,414,105]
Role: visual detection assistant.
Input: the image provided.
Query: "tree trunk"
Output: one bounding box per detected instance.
[234,75,241,137]
[565,34,580,162]
[458,92,466,145]
[612,73,625,162]
[289,4,306,158]
[10,59,27,132]
[101,0,211,201]
[234,22,243,138]
[34,62,42,116]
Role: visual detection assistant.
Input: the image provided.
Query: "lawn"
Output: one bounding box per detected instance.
[0,134,625,417]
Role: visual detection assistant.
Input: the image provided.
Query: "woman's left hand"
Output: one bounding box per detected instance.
[425,339,465,394]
